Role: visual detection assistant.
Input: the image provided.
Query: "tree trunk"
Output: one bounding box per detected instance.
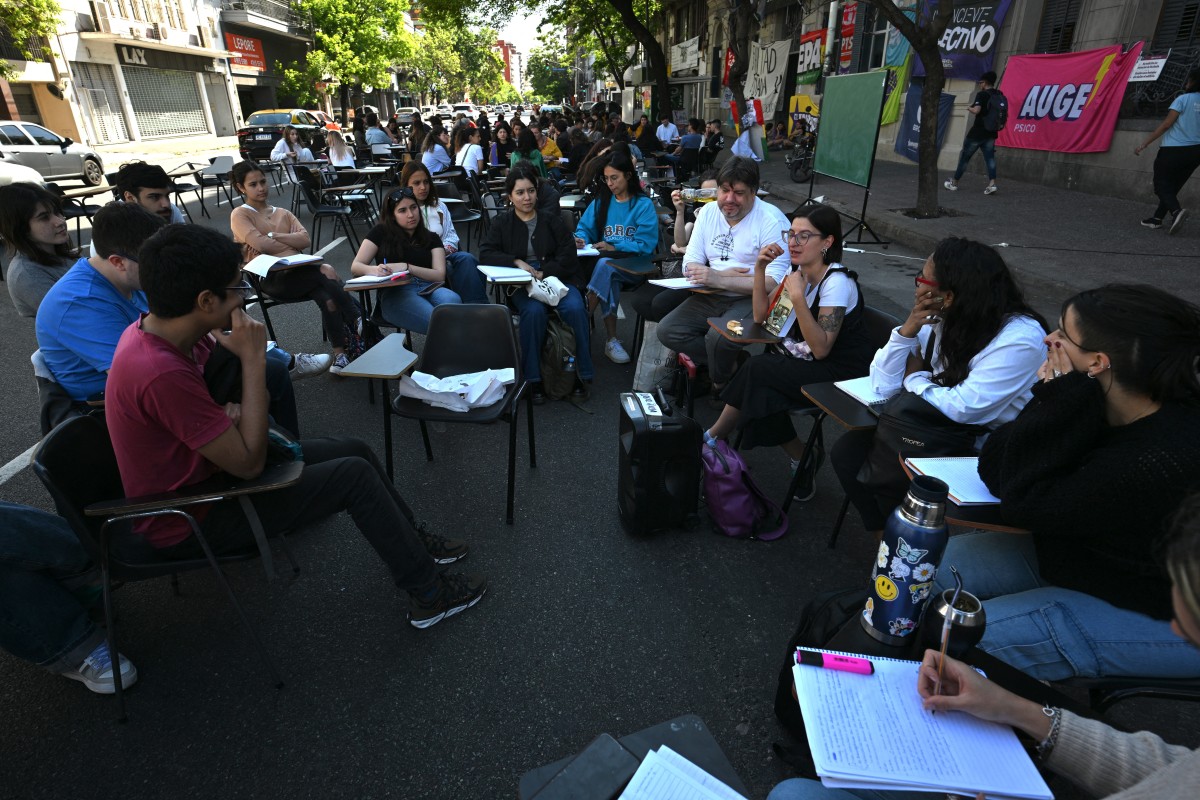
[726,5,757,120]
[914,45,945,218]
[339,84,351,128]
[608,0,671,118]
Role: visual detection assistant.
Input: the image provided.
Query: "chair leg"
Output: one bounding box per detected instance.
[339,215,360,251]
[781,414,825,513]
[419,420,434,461]
[631,314,645,362]
[312,216,324,253]
[197,191,210,219]
[506,414,517,525]
[828,496,852,549]
[258,303,279,342]
[100,562,128,722]
[526,388,537,468]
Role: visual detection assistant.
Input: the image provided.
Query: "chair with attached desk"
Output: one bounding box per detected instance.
[390,304,536,525]
[434,178,482,251]
[32,415,301,721]
[293,165,362,251]
[198,155,237,208]
[167,163,208,220]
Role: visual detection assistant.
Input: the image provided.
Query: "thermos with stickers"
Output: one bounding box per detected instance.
[861,475,950,645]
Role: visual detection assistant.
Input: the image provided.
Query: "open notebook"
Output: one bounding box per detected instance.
[792,648,1052,800]
[243,253,321,278]
[834,376,890,411]
[905,457,1001,506]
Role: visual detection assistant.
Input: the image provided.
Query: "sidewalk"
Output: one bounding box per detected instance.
[760,156,1199,308]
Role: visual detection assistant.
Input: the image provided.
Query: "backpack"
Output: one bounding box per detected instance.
[700,439,788,540]
[982,88,1008,132]
[539,312,577,400]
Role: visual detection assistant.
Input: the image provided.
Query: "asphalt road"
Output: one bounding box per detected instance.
[0,166,1194,799]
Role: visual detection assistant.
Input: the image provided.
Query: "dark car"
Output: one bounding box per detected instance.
[236,109,328,160]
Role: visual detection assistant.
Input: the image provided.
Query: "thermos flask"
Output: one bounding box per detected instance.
[861,475,950,645]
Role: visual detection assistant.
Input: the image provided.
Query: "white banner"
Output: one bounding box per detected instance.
[746,39,792,118]
[671,36,701,73]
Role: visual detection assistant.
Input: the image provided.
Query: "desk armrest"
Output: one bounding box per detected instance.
[85,461,303,517]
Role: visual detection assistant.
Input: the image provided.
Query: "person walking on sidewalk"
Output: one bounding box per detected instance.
[1135,68,1200,235]
[944,71,1001,196]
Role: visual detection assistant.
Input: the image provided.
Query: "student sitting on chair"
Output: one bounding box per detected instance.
[270,125,314,169]
[419,128,453,175]
[1,183,76,318]
[577,152,659,365]
[350,185,462,335]
[400,161,486,304]
[229,160,362,376]
[105,224,486,629]
[452,126,485,177]
[113,161,186,224]
[36,203,303,436]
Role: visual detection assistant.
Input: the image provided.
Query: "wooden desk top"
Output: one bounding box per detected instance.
[61,184,113,200]
[86,459,303,516]
[706,312,780,345]
[802,381,879,431]
[336,333,418,379]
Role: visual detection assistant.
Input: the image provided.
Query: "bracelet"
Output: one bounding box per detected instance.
[1035,706,1062,758]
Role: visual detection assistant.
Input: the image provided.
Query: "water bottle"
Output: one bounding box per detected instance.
[564,355,576,373]
[861,475,950,646]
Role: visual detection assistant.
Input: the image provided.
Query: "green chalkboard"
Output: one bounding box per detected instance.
[813,72,888,188]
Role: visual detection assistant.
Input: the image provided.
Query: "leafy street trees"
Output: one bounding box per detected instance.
[527,35,574,103]
[0,0,61,81]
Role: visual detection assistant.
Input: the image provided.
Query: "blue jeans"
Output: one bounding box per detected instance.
[378,279,462,335]
[953,135,997,181]
[585,257,647,319]
[510,284,593,383]
[264,346,299,437]
[767,778,938,800]
[934,530,1200,681]
[446,250,488,304]
[0,502,104,672]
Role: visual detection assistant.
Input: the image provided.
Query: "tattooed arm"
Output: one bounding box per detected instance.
[784,270,846,359]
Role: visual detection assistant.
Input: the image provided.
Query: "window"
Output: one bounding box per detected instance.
[1036,0,1081,54]
[24,125,63,146]
[859,6,890,71]
[0,124,28,146]
[1154,0,1200,49]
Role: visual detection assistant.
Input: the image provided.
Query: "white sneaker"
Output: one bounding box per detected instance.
[605,338,631,364]
[62,641,137,694]
[1169,208,1188,235]
[289,352,332,380]
[983,185,998,195]
[328,353,351,376]
[943,180,958,191]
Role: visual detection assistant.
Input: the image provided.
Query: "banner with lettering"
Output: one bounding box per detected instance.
[797,29,826,85]
[913,0,1013,79]
[894,84,957,163]
[997,42,1144,153]
[839,3,857,75]
[747,39,792,119]
[788,94,820,137]
[884,10,917,67]
[225,33,266,72]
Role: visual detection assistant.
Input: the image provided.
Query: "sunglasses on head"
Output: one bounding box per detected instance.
[388,187,417,205]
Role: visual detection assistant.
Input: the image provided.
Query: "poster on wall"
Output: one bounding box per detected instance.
[797,30,826,85]
[839,3,858,74]
[746,39,792,119]
[879,56,911,125]
[997,43,1144,153]
[894,84,957,163]
[788,94,820,137]
[884,9,918,67]
[913,0,1013,79]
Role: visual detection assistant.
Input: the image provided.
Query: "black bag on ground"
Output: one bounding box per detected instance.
[540,311,577,400]
[773,586,869,742]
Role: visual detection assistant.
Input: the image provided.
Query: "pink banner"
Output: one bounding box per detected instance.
[997,43,1142,153]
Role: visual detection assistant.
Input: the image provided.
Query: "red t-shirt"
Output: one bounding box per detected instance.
[106,318,232,547]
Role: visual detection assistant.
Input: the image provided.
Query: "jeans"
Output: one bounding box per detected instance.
[767,778,938,800]
[656,293,754,385]
[160,438,438,591]
[1152,143,1200,218]
[510,284,593,383]
[378,279,462,335]
[933,530,1200,681]
[0,502,104,672]
[586,257,646,319]
[446,250,488,304]
[953,135,997,181]
[264,346,300,437]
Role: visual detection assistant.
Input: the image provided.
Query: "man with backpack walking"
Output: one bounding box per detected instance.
[944,71,1006,195]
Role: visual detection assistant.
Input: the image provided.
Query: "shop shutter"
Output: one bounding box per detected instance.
[121,66,208,138]
[70,61,130,144]
[1154,0,1200,49]
[1036,0,1081,54]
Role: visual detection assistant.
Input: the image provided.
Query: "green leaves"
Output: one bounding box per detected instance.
[292,0,416,91]
[1,0,62,79]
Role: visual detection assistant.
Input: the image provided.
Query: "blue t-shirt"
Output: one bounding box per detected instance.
[679,132,704,150]
[422,144,452,173]
[36,257,148,401]
[1163,92,1200,148]
[574,194,660,267]
[365,127,392,146]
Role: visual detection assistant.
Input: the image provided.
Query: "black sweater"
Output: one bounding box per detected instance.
[479,209,580,287]
[978,372,1200,619]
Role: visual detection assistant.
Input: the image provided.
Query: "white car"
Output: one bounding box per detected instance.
[0,120,104,185]
[0,160,44,186]
[436,104,453,117]
[421,105,436,119]
[452,103,475,117]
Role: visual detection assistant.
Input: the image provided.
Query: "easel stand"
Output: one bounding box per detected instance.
[806,174,890,246]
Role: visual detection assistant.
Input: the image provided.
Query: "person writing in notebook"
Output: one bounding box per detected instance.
[768,490,1200,800]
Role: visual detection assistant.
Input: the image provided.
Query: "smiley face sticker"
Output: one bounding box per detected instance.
[875,575,898,602]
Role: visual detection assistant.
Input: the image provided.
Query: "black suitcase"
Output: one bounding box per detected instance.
[617,391,701,534]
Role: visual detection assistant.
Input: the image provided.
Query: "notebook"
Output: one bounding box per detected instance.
[905,457,1001,506]
[345,272,409,287]
[649,277,705,290]
[834,376,890,411]
[478,265,533,283]
[243,253,321,278]
[618,745,746,800]
[792,648,1051,800]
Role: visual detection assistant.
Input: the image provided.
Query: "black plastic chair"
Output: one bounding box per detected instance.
[390,304,536,524]
[435,180,482,251]
[31,416,299,720]
[168,162,208,221]
[293,165,361,252]
[45,183,101,248]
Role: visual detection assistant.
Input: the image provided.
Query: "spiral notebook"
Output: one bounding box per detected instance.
[905,457,1001,506]
[792,648,1052,800]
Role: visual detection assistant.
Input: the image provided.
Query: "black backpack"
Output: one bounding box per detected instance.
[982,89,1008,133]
[539,312,577,400]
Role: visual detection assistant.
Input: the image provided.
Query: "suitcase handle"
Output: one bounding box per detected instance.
[655,388,673,416]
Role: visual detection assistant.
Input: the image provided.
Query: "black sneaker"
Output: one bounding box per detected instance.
[414,522,468,564]
[1169,209,1188,235]
[790,446,826,502]
[408,573,487,629]
[1141,217,1163,229]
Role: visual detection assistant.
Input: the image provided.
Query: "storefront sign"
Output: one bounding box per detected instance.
[894,84,957,163]
[225,33,267,72]
[118,45,211,72]
[839,4,857,74]
[997,42,1144,153]
[797,30,826,85]
[746,39,791,119]
[913,0,1012,79]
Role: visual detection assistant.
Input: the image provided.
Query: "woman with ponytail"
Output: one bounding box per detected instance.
[943,284,1200,682]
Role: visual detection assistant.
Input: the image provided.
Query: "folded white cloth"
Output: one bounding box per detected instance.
[397,368,516,412]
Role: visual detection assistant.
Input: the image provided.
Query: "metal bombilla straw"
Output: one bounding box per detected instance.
[933,566,964,697]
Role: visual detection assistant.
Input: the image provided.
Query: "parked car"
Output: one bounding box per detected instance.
[0,160,44,186]
[395,107,419,125]
[0,121,104,185]
[451,103,475,118]
[436,104,453,118]
[309,110,341,132]
[236,109,328,160]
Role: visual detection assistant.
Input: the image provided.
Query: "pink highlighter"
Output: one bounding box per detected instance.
[796,649,875,676]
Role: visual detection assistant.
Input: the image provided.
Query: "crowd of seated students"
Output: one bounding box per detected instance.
[398,161,486,304]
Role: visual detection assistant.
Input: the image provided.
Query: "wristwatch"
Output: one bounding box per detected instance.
[267,232,275,240]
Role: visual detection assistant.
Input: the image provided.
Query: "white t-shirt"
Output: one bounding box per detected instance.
[683,198,790,292]
[455,142,484,175]
[419,200,459,250]
[803,266,858,310]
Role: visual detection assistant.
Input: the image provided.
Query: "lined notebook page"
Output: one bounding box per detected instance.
[905,457,1001,505]
[834,376,890,407]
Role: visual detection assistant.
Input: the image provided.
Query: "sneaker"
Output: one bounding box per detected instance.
[328,352,351,376]
[62,641,137,694]
[289,352,332,380]
[1141,217,1163,229]
[943,180,958,191]
[789,447,826,503]
[983,185,998,195]
[408,573,487,629]
[1169,208,1188,235]
[605,337,631,364]
[414,521,468,564]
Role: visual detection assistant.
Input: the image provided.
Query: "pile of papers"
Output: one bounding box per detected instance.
[618,746,746,800]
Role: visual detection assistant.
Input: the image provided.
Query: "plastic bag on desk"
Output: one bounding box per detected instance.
[399,368,516,412]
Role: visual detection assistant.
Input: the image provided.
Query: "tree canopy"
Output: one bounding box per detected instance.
[526,35,574,103]
[400,19,504,103]
[540,0,656,93]
[0,0,61,80]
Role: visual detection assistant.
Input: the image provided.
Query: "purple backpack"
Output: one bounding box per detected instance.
[700,440,788,540]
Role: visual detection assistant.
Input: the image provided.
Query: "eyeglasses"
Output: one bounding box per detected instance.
[782,229,822,246]
[1057,321,1093,352]
[222,279,253,298]
[388,187,417,205]
[915,275,939,289]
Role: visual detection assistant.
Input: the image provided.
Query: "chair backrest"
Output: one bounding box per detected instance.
[31,415,125,562]
[862,305,902,350]
[435,181,465,205]
[370,143,391,156]
[418,304,521,382]
[205,155,235,176]
[292,165,326,212]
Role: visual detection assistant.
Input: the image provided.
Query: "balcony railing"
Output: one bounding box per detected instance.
[0,26,49,62]
[221,0,310,30]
